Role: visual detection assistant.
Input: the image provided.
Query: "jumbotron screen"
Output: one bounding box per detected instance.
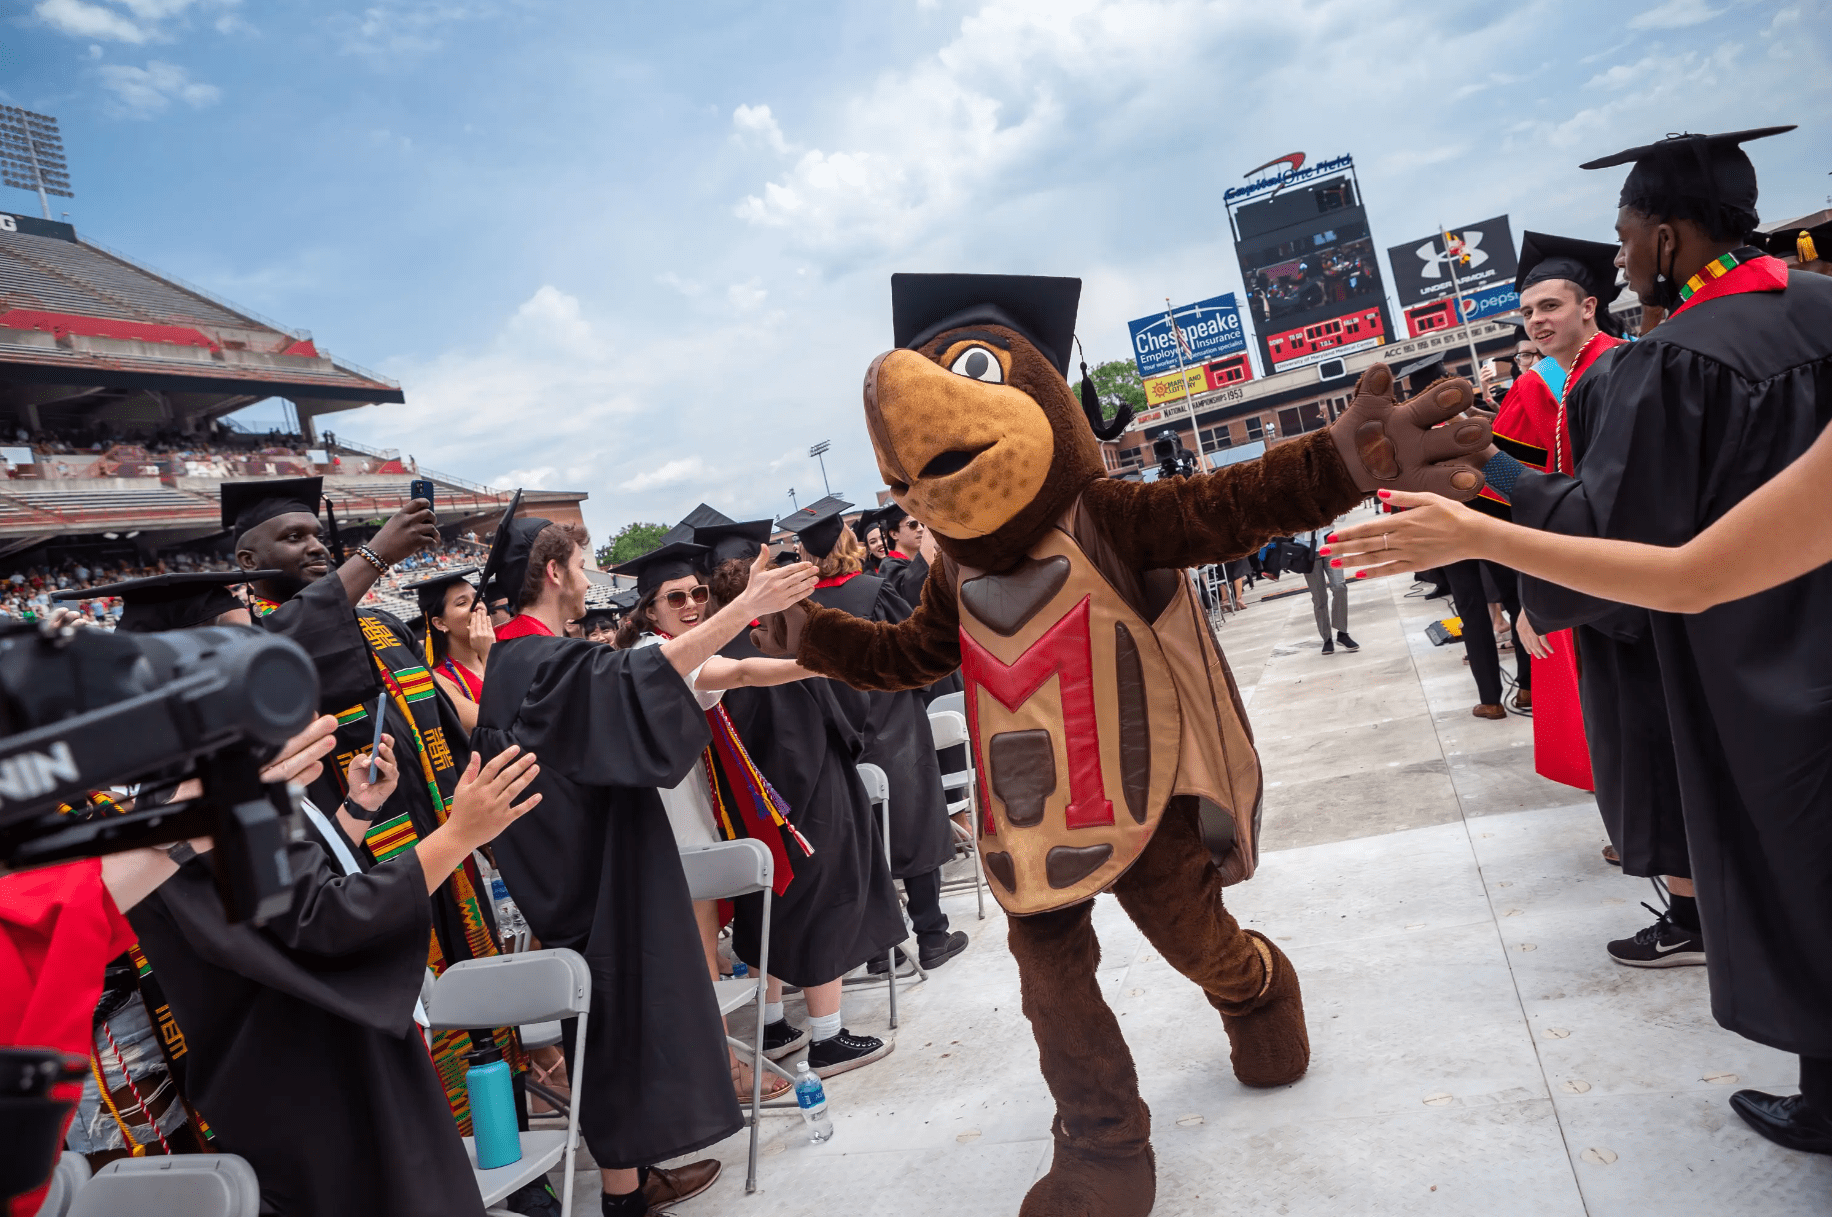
[1227,161,1393,375]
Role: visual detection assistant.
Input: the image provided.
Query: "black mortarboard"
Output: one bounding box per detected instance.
[477,489,526,607]
[54,570,279,634]
[1581,126,1794,235]
[775,496,853,560]
[1760,216,1832,265]
[1395,355,1449,396]
[693,519,772,568]
[220,477,322,543]
[1515,232,1620,300]
[577,606,619,633]
[489,516,552,610]
[610,587,641,611]
[891,273,1081,378]
[659,503,732,547]
[611,541,709,597]
[403,568,478,622]
[773,549,801,567]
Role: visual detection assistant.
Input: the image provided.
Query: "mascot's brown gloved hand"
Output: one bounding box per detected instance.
[1329,363,1490,500]
[751,600,810,658]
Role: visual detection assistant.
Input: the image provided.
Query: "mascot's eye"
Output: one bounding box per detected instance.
[949,346,1003,384]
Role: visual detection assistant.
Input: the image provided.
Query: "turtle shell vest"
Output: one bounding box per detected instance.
[951,495,1264,915]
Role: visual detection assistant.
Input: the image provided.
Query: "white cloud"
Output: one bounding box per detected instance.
[98,60,221,117]
[336,4,476,58]
[732,103,790,154]
[34,0,241,44]
[1628,0,1727,29]
[727,280,768,310]
[621,457,707,493]
[491,466,555,490]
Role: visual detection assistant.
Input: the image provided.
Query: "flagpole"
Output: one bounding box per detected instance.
[1166,298,1204,470]
[1439,225,1489,404]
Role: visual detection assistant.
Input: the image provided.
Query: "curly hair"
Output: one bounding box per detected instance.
[612,588,660,650]
[816,527,864,581]
[517,521,591,611]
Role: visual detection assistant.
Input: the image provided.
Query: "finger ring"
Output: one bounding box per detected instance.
[1383,533,1391,550]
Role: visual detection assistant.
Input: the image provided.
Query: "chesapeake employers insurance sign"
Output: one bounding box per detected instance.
[1127,294,1248,379]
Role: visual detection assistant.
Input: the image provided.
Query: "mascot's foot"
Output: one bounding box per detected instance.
[1219,931,1310,1087]
[1020,1143,1155,1217]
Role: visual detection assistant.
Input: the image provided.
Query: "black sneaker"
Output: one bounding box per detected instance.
[918,930,970,969]
[1321,638,1335,655]
[761,1018,810,1061]
[1607,903,1706,968]
[806,1028,893,1077]
[502,1178,562,1217]
[1337,631,1359,651]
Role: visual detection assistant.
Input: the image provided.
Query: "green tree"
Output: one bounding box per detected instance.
[1088,359,1146,422]
[598,521,669,568]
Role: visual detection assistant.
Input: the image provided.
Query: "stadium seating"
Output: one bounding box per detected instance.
[0,231,249,330]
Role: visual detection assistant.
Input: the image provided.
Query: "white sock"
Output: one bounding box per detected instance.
[808,1010,843,1042]
[764,1001,784,1025]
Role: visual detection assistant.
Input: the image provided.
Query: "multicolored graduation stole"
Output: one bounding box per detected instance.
[251,597,525,1134]
[702,703,810,896]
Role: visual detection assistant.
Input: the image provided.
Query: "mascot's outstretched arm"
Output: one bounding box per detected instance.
[1082,364,1489,571]
[751,560,962,692]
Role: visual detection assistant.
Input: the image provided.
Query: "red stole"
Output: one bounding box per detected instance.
[494,613,552,641]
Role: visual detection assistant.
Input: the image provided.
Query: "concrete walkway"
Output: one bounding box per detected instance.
[557,520,1832,1215]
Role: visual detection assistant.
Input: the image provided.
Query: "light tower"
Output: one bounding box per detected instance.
[809,440,833,497]
[0,107,73,221]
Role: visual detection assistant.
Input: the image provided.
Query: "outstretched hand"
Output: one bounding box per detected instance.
[1328,364,1491,501]
[737,545,819,617]
[1317,489,1493,578]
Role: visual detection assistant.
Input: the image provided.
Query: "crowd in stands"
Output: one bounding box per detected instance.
[0,551,236,625]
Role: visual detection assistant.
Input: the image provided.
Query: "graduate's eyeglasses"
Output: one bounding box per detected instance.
[663,586,710,608]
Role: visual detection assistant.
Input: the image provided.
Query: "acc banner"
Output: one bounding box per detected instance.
[1386,216,1518,309]
[1128,294,1247,379]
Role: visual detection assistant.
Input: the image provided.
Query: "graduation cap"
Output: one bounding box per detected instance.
[775,495,853,560]
[479,489,542,610]
[610,587,642,611]
[657,503,732,547]
[611,541,710,597]
[54,570,279,634]
[772,549,802,567]
[692,518,772,569]
[576,606,620,634]
[220,477,322,545]
[1761,217,1832,265]
[1395,354,1450,396]
[1581,126,1795,236]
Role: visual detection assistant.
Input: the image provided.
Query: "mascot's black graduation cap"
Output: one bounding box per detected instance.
[54,569,280,633]
[220,477,322,545]
[775,496,852,560]
[890,272,1131,441]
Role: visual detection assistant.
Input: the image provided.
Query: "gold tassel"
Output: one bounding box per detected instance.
[1800,231,1820,265]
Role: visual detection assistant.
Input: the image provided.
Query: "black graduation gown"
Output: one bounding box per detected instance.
[1513,266,1832,1057]
[128,842,483,1217]
[879,551,966,710]
[717,633,906,988]
[472,635,742,1168]
[810,573,956,878]
[1519,348,1690,879]
[254,571,381,713]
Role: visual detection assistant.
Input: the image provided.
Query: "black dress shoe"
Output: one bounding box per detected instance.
[865,947,908,975]
[1729,1090,1832,1154]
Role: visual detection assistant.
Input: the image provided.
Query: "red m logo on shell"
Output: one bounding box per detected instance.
[959,595,1115,837]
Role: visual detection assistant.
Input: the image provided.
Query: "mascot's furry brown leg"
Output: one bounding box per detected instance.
[759,274,1491,1216]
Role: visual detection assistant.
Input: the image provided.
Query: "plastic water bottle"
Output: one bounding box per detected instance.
[464,1042,523,1168]
[731,959,748,978]
[794,1061,832,1143]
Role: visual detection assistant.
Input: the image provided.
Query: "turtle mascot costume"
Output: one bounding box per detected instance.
[757,274,1491,1217]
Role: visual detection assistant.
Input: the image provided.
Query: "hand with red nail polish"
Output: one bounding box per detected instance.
[1331,559,1342,567]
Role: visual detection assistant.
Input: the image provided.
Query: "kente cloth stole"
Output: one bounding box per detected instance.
[702,703,810,895]
[250,598,525,1133]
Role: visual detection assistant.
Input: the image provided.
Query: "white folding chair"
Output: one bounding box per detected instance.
[37,1152,90,1217]
[69,1155,259,1217]
[425,949,591,1217]
[929,708,986,920]
[846,761,927,1026]
[929,690,965,718]
[678,837,789,1193]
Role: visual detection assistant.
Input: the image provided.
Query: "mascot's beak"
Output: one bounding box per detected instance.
[863,347,1056,538]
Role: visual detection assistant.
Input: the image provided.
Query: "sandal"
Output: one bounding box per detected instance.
[732,1060,792,1102]
[1602,845,1621,867]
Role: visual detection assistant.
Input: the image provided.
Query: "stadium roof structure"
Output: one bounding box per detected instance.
[0,210,402,435]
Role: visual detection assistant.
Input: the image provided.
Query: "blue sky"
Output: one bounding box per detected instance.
[4,0,1828,538]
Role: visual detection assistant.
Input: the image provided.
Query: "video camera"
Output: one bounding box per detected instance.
[1152,428,1199,481]
[0,619,319,925]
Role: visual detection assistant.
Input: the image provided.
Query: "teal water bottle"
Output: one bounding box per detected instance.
[464,1042,523,1169]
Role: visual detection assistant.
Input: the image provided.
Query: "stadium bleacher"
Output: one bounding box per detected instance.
[0,228,256,331]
